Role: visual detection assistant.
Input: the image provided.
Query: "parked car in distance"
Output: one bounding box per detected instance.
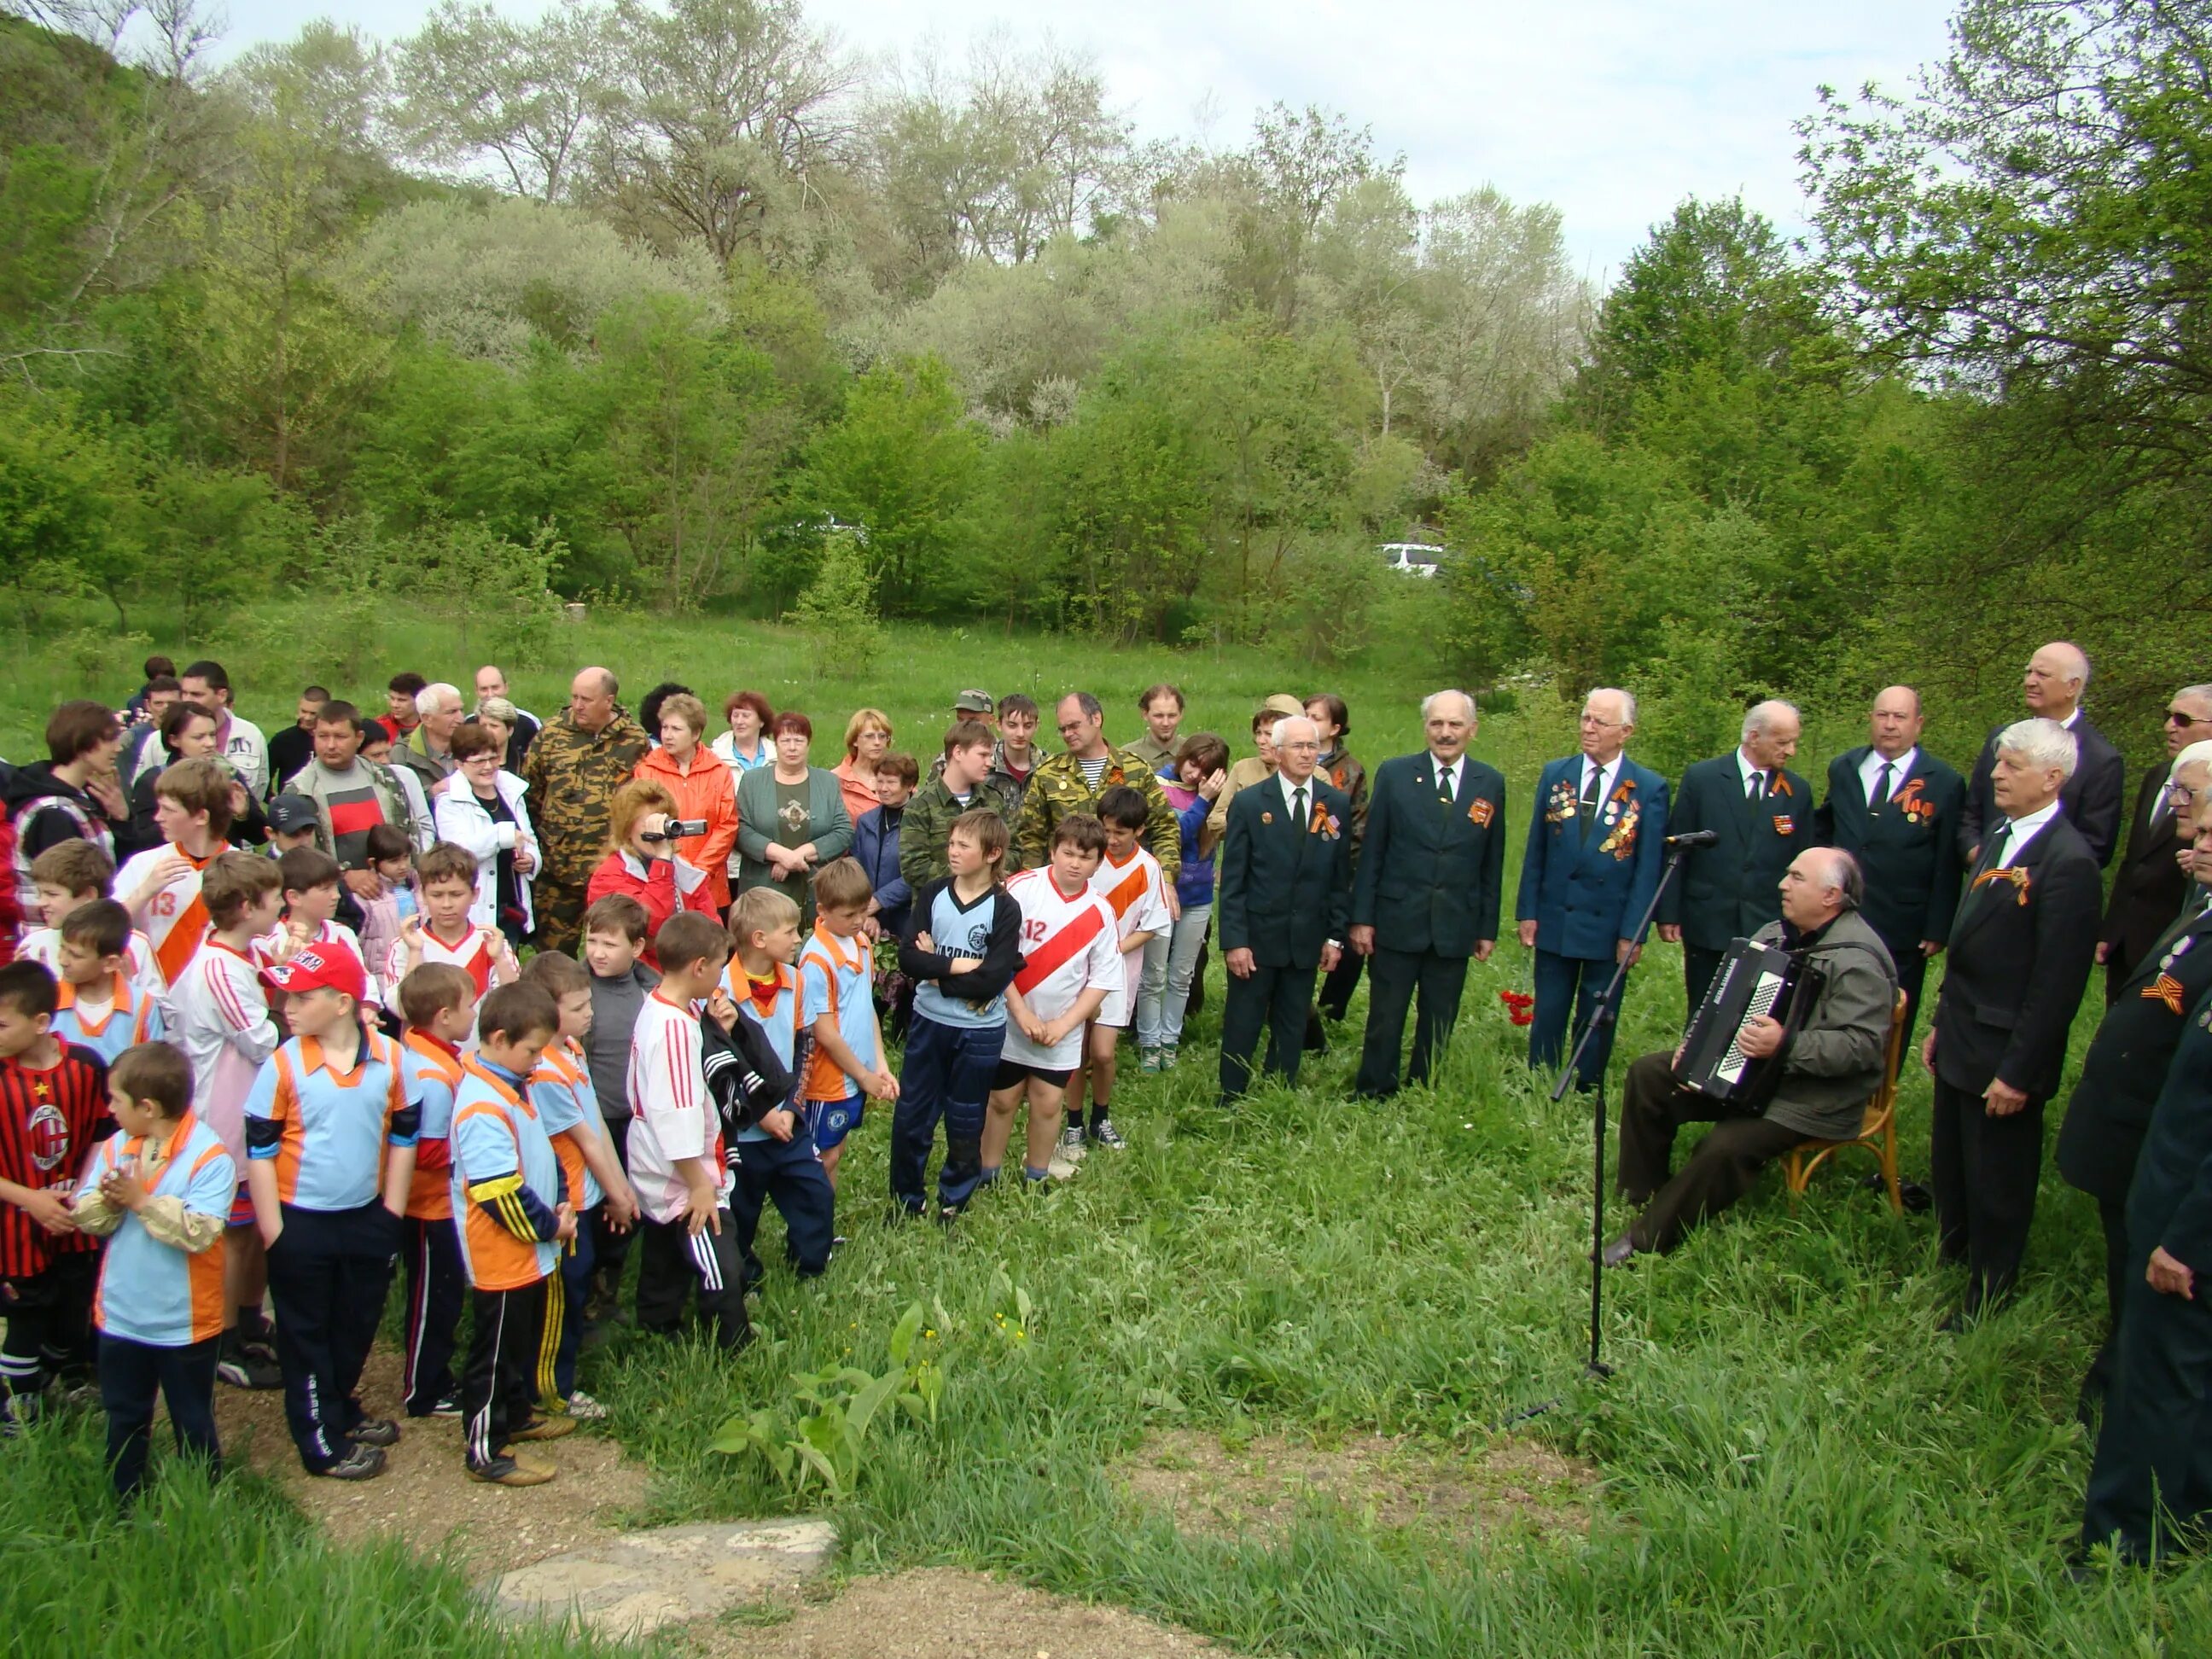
[1378,542,1443,578]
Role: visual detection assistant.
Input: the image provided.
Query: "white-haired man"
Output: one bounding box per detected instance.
[1348,690,1507,1097]
[1959,641,2127,867]
[1608,847,1896,1260]
[1924,717,2104,1324]
[391,682,464,795]
[2099,685,2212,1003]
[1656,699,1816,1015]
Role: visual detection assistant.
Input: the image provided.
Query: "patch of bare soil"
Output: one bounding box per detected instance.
[214,1343,649,1577]
[1120,1429,1598,1546]
[685,1568,1241,1659]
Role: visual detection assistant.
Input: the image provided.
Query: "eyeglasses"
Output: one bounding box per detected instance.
[2168,710,2210,726]
[1580,715,1626,729]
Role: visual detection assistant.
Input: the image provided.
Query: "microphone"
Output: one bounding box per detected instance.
[1665,830,1720,848]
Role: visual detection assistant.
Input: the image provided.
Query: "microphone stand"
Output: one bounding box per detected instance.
[1502,836,1696,1424]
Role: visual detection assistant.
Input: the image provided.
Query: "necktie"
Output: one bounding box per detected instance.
[1292,784,1307,830]
[1747,771,1765,802]
[1437,763,1455,806]
[2153,782,2175,826]
[1871,761,1894,812]
[1580,764,1601,840]
[1982,819,2012,878]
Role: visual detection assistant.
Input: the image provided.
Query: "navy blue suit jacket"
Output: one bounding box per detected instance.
[1515,755,1670,961]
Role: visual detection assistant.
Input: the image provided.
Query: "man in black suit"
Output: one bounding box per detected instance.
[2060,785,2212,1408]
[1959,640,2128,868]
[2098,686,2212,1003]
[1348,690,1506,1098]
[1217,715,1353,1103]
[1815,684,1966,1069]
[1656,700,1815,1015]
[1924,718,2105,1322]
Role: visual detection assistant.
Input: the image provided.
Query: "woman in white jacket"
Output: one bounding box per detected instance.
[433,723,539,943]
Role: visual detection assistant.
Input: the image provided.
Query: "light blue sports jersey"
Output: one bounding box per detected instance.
[911,883,1008,1032]
[725,960,804,1143]
[84,1116,235,1347]
[51,974,166,1065]
[243,1032,421,1212]
[528,1042,604,1208]
[449,1061,562,1288]
[798,928,875,1102]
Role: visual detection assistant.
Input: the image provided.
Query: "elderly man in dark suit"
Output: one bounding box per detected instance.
[1815,685,1966,1070]
[1959,641,2128,868]
[1924,718,2105,1323]
[1348,690,1506,1098]
[2061,772,2212,1409]
[1656,699,1816,1016]
[1216,715,1353,1103]
[1516,688,1670,1089]
[2098,686,2212,1003]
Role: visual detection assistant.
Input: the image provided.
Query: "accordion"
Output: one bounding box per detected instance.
[1672,936,1826,1112]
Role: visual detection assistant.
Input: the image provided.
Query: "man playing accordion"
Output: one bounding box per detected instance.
[1604,848,1898,1263]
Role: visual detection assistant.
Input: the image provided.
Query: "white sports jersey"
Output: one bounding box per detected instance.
[1088,846,1171,1028]
[18,924,169,1013]
[257,917,375,1003]
[625,990,731,1224]
[999,867,1124,1070]
[114,845,218,989]
[384,923,515,1003]
[170,939,281,1171]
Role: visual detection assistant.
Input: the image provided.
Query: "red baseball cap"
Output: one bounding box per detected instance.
[264,941,368,1003]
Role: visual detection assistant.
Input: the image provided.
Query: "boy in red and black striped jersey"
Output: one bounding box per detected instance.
[0,960,113,1427]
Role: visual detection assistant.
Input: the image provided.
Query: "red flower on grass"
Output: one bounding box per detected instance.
[1499,989,1536,1027]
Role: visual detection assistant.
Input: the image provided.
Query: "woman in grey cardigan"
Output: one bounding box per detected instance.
[735,710,854,927]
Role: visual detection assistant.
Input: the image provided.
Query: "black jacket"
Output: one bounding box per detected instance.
[1656,754,1816,952]
[1959,715,2127,868]
[701,1007,797,1145]
[2101,766,2192,983]
[1349,752,1505,956]
[1815,747,1966,956]
[898,878,1024,1014]
[2060,899,2212,1201]
[1219,773,1353,969]
[1932,814,2104,1097]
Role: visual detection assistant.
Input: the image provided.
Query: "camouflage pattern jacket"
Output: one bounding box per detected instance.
[519,708,651,890]
[1010,743,1182,882]
[898,771,1024,891]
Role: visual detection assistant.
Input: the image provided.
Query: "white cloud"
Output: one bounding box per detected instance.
[209,0,1955,277]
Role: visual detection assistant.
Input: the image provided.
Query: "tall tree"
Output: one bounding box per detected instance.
[393,0,616,202]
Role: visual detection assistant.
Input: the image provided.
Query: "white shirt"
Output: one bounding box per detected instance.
[1577,755,1621,804]
[1276,771,1320,818]
[1735,748,1772,799]
[625,990,731,1224]
[1860,746,1918,805]
[213,713,270,799]
[999,868,1124,1071]
[170,940,280,1171]
[1429,754,1463,801]
[1989,800,2061,870]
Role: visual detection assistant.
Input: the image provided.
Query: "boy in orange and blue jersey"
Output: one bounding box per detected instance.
[70,1042,231,1503]
[49,899,166,1065]
[394,963,474,1419]
[242,941,419,1481]
[451,983,575,1487]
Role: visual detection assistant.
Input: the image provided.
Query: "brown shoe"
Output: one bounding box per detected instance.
[509,1413,578,1441]
[468,1453,555,1487]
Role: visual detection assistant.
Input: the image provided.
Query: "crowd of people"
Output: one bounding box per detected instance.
[0,643,2205,1568]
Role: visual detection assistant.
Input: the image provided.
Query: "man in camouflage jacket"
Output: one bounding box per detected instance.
[1010,692,1181,881]
[521,666,651,953]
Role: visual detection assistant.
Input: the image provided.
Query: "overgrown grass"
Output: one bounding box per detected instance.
[9,607,2204,1653]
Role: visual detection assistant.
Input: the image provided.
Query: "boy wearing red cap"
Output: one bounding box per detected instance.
[242,940,421,1481]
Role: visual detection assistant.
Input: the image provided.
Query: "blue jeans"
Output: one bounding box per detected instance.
[1528,948,1624,1089]
[1160,903,1212,1046]
[890,1015,1004,1211]
[732,1132,836,1276]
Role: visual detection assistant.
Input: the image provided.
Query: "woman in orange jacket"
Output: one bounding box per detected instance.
[632,693,739,910]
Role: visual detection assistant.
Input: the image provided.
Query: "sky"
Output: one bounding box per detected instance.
[206,0,1959,283]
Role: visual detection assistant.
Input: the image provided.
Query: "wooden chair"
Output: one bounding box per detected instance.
[1780,988,1908,1214]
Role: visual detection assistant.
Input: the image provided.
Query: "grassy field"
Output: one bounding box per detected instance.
[5,608,2206,1655]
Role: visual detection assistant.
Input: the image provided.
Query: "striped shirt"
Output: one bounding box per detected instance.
[384,923,515,1004]
[242,1033,419,1212]
[0,1045,111,1277]
[82,1114,232,1346]
[50,971,166,1065]
[170,939,279,1173]
[999,868,1122,1070]
[114,845,218,987]
[449,1061,562,1291]
[626,991,728,1224]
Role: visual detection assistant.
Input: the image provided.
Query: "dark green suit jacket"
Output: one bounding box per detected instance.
[1217,773,1353,969]
[1656,753,1815,952]
[1350,752,1506,957]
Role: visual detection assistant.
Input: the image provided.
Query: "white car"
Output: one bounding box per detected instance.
[1378,542,1443,578]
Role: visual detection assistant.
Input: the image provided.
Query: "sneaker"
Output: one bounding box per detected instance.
[317,1444,387,1481]
[1138,1045,1162,1074]
[509,1413,578,1441]
[468,1453,554,1487]
[1087,1117,1127,1150]
[0,1392,43,1435]
[564,1391,608,1422]
[1160,1043,1179,1068]
[429,1392,463,1417]
[351,1417,401,1447]
[217,1350,284,1391]
[1057,1123,1088,1161]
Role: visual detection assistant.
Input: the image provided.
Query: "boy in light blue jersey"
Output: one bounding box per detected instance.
[70,1042,232,1504]
[719,887,835,1278]
[796,859,899,1187]
[893,811,1023,1217]
[49,899,166,1064]
[242,942,420,1481]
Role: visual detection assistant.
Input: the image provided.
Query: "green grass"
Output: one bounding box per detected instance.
[9,606,2209,1654]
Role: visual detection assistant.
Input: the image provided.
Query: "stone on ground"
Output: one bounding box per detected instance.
[487,1518,837,1638]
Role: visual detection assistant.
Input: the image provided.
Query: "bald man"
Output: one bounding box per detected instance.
[520,667,650,953]
[1608,847,1897,1260]
[1959,642,2127,868]
[1815,685,1965,1069]
[1656,700,1817,1016]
